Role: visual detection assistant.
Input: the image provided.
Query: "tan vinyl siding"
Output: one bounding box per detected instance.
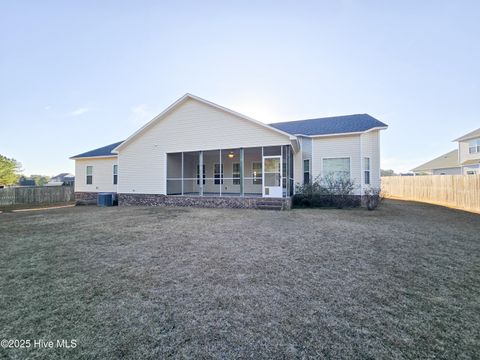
[459,140,480,163]
[75,157,118,193]
[311,134,362,194]
[118,98,290,194]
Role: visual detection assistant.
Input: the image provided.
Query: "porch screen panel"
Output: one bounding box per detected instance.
[166,153,182,195]
[203,150,221,196]
[243,147,262,196]
[183,151,200,195]
[221,148,241,196]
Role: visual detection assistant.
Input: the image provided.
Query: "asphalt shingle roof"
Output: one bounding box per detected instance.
[269,114,387,136]
[453,128,480,142]
[71,114,387,158]
[71,141,124,159]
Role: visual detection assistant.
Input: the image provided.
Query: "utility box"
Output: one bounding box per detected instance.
[97,193,114,207]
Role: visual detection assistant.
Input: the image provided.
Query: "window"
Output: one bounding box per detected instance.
[113,165,118,185]
[232,163,240,185]
[86,166,93,184]
[196,164,205,185]
[469,139,480,154]
[252,162,262,184]
[323,158,350,179]
[214,164,223,185]
[303,159,310,184]
[364,157,370,185]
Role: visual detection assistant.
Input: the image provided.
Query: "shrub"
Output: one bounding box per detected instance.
[364,187,382,210]
[293,175,359,209]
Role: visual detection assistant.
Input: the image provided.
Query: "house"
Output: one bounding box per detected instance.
[411,150,462,175]
[453,128,480,174]
[48,173,75,186]
[18,177,36,186]
[70,94,387,208]
[412,127,480,175]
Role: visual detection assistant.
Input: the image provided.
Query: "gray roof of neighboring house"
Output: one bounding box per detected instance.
[269,114,387,136]
[411,149,460,173]
[453,128,480,142]
[71,141,124,159]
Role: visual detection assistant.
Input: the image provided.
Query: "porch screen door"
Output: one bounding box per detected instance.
[263,156,282,197]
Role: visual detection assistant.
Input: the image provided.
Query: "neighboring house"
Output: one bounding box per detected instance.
[48,173,75,186]
[412,127,480,175]
[454,128,480,175]
[18,177,36,186]
[70,94,387,208]
[411,150,462,175]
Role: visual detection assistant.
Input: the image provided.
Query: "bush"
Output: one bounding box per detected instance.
[364,187,382,210]
[293,175,359,209]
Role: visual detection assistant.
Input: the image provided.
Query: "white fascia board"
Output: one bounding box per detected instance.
[307,126,388,139]
[69,155,118,160]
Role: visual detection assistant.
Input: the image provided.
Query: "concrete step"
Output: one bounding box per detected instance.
[256,204,284,210]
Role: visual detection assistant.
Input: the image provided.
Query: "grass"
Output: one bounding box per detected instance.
[0,200,479,359]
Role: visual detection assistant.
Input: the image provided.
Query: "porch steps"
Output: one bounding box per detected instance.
[256,199,286,211]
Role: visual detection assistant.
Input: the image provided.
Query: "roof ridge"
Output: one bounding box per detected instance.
[269,113,370,125]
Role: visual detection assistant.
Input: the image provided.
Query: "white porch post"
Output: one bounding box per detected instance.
[240,148,244,197]
[199,151,204,196]
[219,149,222,196]
[181,152,184,196]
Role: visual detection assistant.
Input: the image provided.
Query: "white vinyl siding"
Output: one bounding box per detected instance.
[118,98,290,194]
[75,157,118,193]
[360,130,381,190]
[312,135,362,194]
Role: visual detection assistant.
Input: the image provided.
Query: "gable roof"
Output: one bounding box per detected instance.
[70,140,124,159]
[411,149,460,172]
[70,95,388,159]
[269,114,387,136]
[453,128,480,142]
[112,93,293,153]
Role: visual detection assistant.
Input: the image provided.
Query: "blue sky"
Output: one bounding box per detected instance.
[1,0,479,175]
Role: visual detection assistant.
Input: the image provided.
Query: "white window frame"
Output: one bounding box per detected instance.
[364,157,371,185]
[232,163,240,185]
[303,159,310,184]
[252,161,262,185]
[468,139,480,154]
[86,165,93,185]
[321,157,351,179]
[213,163,223,185]
[113,164,118,185]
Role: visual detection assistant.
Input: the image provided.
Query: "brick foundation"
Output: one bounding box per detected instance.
[75,192,101,205]
[118,193,292,210]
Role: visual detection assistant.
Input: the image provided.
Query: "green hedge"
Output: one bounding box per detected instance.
[292,194,361,209]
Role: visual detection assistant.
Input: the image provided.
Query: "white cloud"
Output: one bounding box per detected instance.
[130,104,154,124]
[68,107,90,116]
[44,105,51,111]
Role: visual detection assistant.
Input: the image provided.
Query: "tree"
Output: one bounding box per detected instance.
[381,169,397,177]
[0,155,21,186]
[28,175,51,186]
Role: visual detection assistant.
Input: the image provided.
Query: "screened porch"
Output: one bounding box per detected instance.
[166,145,294,198]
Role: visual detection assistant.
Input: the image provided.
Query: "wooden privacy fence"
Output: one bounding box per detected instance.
[381,175,480,213]
[0,186,75,207]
